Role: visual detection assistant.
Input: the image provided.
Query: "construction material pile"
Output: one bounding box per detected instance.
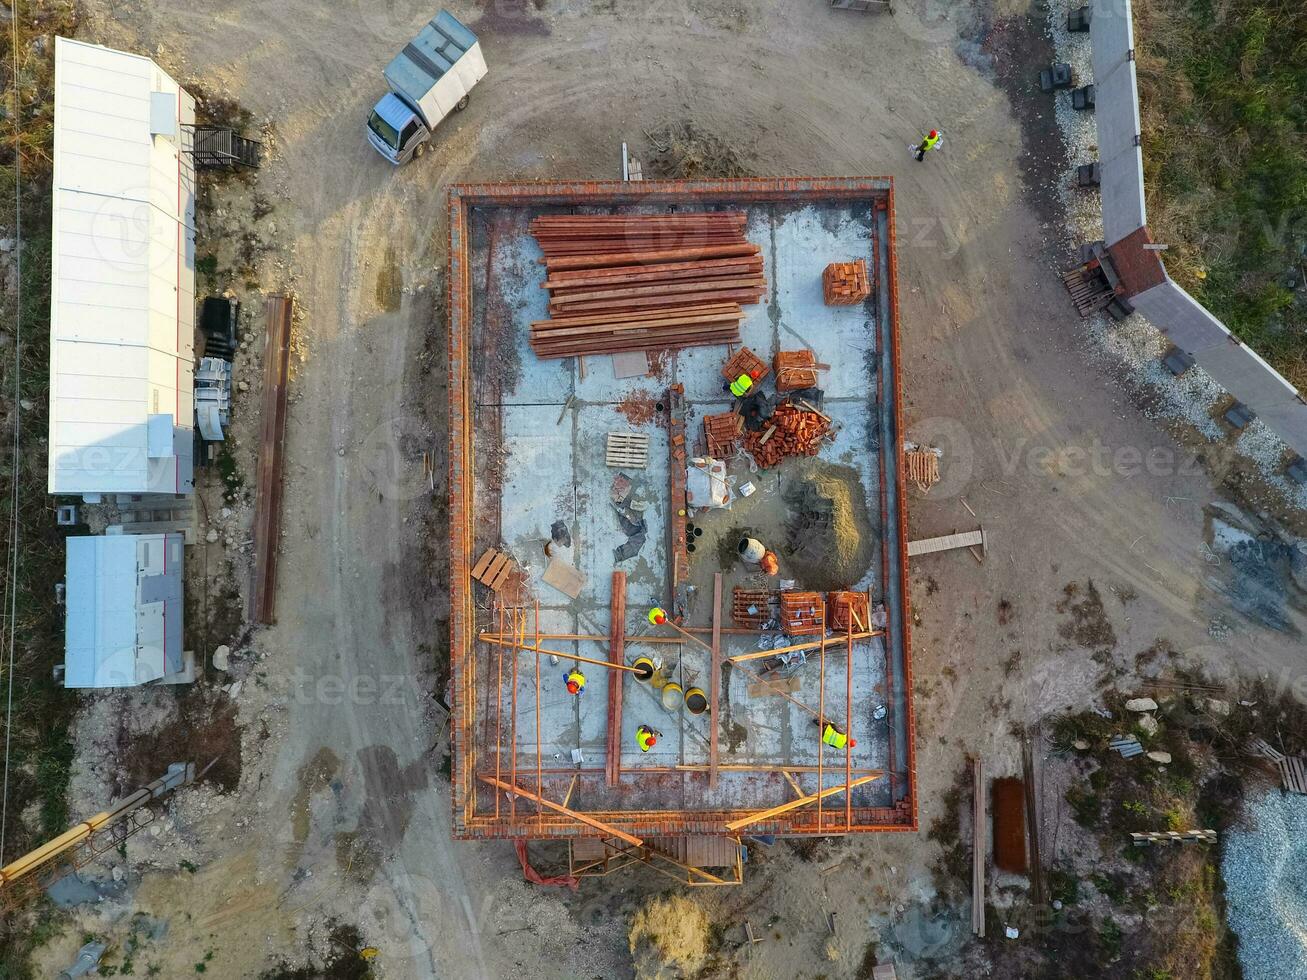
[743,401,831,468]
[528,212,765,359]
[822,259,870,305]
[774,349,819,392]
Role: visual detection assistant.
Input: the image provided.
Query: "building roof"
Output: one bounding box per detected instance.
[64,533,183,688]
[49,37,196,495]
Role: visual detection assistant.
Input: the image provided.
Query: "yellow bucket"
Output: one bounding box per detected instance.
[633,657,655,681]
[660,682,684,711]
[685,687,708,715]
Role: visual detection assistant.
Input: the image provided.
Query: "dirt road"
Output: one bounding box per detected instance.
[38,0,1305,977]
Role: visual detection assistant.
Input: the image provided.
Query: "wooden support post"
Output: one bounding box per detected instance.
[607,572,627,788]
[478,776,643,846]
[817,604,826,833]
[710,573,722,790]
[723,774,880,832]
[727,631,882,664]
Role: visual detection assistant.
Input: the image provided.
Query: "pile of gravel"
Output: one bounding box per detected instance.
[1222,791,1307,979]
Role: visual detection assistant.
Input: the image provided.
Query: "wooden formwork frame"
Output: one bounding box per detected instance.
[447,178,916,843]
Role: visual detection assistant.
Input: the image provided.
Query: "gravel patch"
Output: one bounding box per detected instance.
[1222,791,1307,979]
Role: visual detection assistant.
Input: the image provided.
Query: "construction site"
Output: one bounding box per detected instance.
[448,180,914,877]
[2,0,1307,978]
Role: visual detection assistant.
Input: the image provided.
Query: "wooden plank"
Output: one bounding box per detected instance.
[478,775,643,845]
[724,775,880,831]
[728,630,881,664]
[607,571,626,787]
[471,548,498,579]
[710,573,722,790]
[546,243,760,271]
[550,276,767,305]
[906,528,985,557]
[746,676,801,698]
[250,294,293,625]
[541,558,586,599]
[480,552,510,585]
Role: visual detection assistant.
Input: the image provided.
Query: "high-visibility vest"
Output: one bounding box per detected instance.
[648,607,666,625]
[637,727,657,752]
[921,132,940,152]
[729,374,753,397]
[822,724,848,750]
[566,670,586,694]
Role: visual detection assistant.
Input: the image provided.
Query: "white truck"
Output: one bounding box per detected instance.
[366,11,488,165]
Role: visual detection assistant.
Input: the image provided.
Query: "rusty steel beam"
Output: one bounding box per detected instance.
[250,294,292,624]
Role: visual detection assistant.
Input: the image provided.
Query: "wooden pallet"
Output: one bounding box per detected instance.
[1279,756,1307,794]
[1059,267,1113,318]
[606,432,650,468]
[472,548,518,592]
[905,449,941,492]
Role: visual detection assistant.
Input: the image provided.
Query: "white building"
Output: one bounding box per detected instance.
[63,533,187,688]
[49,37,196,498]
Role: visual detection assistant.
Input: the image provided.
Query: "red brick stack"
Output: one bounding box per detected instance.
[780,591,824,635]
[826,591,870,632]
[703,411,744,457]
[822,259,870,305]
[774,349,819,392]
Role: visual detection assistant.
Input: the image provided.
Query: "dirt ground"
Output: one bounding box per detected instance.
[31,0,1307,978]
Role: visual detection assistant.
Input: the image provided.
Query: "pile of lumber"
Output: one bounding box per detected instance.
[703,411,744,457]
[822,259,870,305]
[528,213,765,359]
[742,401,831,468]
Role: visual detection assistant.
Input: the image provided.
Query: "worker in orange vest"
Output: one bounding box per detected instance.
[636,725,661,752]
[564,668,586,695]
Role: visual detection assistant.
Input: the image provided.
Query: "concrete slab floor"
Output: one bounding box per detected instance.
[467,194,904,820]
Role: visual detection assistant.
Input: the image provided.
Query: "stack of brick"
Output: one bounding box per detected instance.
[742,401,831,468]
[822,259,870,305]
[703,411,744,457]
[774,349,819,392]
[732,588,774,628]
[780,591,824,636]
[721,346,770,384]
[826,591,870,632]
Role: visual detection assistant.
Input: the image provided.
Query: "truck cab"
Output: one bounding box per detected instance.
[367,92,429,165]
[366,11,486,166]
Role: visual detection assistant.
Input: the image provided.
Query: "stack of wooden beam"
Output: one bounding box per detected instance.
[822,259,870,305]
[528,213,765,359]
[743,401,831,468]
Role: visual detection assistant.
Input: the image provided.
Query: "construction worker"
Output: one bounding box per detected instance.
[648,606,668,626]
[564,667,586,695]
[814,717,857,750]
[636,725,661,752]
[725,368,762,398]
[912,129,942,162]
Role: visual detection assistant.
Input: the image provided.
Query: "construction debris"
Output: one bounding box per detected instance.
[742,401,831,468]
[528,213,765,358]
[1278,757,1307,794]
[1130,830,1217,845]
[826,591,869,632]
[822,259,870,305]
[1109,735,1144,758]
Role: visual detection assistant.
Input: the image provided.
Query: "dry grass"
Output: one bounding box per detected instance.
[628,893,711,979]
[1133,0,1307,390]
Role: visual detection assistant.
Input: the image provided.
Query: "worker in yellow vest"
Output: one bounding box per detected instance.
[912,129,942,162]
[648,606,668,626]
[564,668,586,695]
[636,725,661,752]
[814,717,857,750]
[729,373,754,397]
